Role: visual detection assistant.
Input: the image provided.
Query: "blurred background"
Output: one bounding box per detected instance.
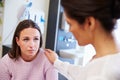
[0,0,120,80]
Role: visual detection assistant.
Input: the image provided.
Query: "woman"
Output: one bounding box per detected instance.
[45,0,120,80]
[0,19,58,80]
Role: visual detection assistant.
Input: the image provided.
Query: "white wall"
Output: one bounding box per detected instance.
[2,0,50,48]
[113,19,120,47]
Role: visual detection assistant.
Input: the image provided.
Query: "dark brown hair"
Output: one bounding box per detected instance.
[61,0,120,33]
[8,19,43,60]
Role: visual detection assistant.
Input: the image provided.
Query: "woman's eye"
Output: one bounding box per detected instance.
[34,38,39,41]
[23,38,29,41]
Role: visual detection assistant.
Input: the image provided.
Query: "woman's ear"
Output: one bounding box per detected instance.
[16,37,19,46]
[85,16,96,32]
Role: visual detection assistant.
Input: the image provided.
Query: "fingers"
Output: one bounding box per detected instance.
[45,49,53,53]
[44,49,57,64]
[44,49,51,58]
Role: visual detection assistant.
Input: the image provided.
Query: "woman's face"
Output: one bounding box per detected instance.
[65,13,92,46]
[16,28,40,61]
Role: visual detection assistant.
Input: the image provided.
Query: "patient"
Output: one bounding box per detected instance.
[0,19,58,80]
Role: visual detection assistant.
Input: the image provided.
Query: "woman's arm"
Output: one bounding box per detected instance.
[0,60,11,80]
[45,66,58,80]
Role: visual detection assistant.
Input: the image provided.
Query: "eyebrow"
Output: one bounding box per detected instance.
[21,36,40,38]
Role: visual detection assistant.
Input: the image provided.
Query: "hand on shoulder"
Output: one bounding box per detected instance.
[44,49,58,64]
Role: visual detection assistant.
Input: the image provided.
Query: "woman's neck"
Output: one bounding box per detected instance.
[93,34,119,59]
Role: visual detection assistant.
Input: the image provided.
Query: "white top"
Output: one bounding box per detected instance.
[54,53,120,80]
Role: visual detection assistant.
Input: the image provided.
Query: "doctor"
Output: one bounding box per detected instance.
[45,0,120,80]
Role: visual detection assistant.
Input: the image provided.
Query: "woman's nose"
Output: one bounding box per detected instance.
[28,40,34,47]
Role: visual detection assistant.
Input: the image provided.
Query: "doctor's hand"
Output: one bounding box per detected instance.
[45,49,58,64]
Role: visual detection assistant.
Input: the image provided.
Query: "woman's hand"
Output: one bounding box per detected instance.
[45,49,58,64]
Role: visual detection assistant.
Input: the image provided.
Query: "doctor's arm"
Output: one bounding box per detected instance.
[45,49,82,80]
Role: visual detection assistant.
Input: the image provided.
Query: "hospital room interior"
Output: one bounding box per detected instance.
[0,0,120,80]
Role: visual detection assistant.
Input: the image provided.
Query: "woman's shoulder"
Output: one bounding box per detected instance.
[0,54,13,66]
[84,53,120,79]
[38,48,53,66]
[97,53,120,72]
[91,52,120,63]
[105,52,120,62]
[0,54,11,61]
[107,52,120,65]
[103,53,120,79]
[86,53,120,69]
